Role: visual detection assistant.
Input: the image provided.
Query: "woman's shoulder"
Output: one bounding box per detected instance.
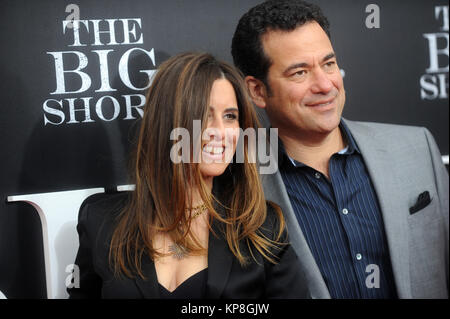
[78,191,130,230]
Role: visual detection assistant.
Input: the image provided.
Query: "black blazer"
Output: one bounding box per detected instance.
[68,192,309,299]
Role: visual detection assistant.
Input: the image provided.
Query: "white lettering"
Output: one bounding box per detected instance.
[118,47,156,90]
[420,74,440,100]
[66,97,94,124]
[63,20,89,47]
[43,95,147,125]
[92,49,116,92]
[424,33,449,73]
[435,6,449,31]
[43,99,65,125]
[47,51,91,94]
[120,18,144,45]
[7,188,105,298]
[420,73,449,100]
[90,19,119,46]
[181,303,215,317]
[123,94,145,120]
[95,95,121,121]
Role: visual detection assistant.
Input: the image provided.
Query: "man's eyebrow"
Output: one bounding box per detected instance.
[322,52,336,62]
[284,62,309,75]
[283,52,336,74]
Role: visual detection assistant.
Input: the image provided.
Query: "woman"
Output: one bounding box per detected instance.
[68,52,308,299]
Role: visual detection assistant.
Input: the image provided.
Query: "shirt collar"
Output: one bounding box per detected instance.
[278,120,361,168]
[339,119,360,155]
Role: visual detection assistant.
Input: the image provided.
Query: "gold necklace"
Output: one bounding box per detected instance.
[169,203,208,259]
[187,202,208,220]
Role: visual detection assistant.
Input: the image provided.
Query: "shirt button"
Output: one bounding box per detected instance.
[314,172,321,179]
[356,253,362,260]
[342,208,349,215]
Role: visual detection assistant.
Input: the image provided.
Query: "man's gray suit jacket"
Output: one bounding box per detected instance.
[261,119,449,298]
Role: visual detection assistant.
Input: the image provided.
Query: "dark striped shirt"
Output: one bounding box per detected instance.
[278,121,397,299]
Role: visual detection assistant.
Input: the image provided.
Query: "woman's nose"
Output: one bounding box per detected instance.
[206,117,225,140]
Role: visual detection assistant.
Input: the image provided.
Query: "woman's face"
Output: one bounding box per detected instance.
[199,78,240,181]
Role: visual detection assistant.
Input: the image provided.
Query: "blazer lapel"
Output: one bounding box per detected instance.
[206,206,234,298]
[261,171,331,298]
[260,134,330,298]
[134,254,160,298]
[345,119,412,298]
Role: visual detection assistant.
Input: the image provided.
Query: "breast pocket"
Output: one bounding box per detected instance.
[407,196,441,229]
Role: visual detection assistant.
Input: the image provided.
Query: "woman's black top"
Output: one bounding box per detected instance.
[158,268,208,299]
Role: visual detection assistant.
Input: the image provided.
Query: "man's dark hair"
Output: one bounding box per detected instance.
[231,0,330,87]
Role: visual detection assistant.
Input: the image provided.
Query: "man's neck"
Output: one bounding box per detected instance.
[280,126,345,178]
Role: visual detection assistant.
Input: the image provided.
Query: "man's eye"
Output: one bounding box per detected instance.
[294,70,306,77]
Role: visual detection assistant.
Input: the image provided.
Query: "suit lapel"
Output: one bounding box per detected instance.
[345,119,412,298]
[261,134,331,298]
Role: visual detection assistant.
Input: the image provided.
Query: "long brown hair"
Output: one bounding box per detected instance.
[109,52,285,279]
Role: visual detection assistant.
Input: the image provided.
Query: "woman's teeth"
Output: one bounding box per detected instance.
[203,145,224,154]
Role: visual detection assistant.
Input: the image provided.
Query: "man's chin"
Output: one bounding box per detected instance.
[316,114,342,132]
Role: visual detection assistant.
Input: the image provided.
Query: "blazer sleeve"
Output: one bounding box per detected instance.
[67,203,102,299]
[263,204,310,299]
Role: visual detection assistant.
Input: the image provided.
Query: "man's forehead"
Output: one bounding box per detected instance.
[261,22,334,68]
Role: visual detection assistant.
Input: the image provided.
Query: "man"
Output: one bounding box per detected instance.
[232,0,448,298]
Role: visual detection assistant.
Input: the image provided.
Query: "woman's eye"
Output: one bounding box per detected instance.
[224,113,238,120]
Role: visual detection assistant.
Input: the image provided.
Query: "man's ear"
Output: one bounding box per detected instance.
[245,76,267,109]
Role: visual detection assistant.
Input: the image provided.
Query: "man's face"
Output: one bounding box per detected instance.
[261,21,345,139]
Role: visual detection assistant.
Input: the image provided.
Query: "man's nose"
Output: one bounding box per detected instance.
[310,68,334,94]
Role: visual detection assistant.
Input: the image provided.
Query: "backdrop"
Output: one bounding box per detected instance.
[0,0,448,298]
